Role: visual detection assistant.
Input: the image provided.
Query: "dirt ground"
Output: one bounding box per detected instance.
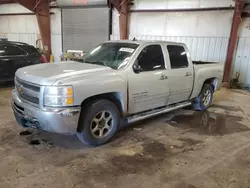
[0,86,250,188]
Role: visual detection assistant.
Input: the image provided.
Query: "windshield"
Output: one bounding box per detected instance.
[82,43,139,70]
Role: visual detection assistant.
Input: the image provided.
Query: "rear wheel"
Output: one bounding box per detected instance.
[77,99,120,146]
[193,84,213,111]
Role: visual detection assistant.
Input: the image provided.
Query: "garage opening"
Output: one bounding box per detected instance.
[61,7,111,52]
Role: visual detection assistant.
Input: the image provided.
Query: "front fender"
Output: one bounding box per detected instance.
[73,75,127,112]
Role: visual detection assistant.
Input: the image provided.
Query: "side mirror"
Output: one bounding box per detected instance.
[133,61,143,73]
[133,64,143,73]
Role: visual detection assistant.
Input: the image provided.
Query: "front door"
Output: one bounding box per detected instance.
[166,45,194,104]
[128,44,169,114]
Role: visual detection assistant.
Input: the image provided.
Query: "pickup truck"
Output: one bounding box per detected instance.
[12,40,223,146]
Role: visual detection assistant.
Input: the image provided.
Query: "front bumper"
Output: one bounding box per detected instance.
[12,90,81,135]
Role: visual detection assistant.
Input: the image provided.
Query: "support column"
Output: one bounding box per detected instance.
[119,0,129,39]
[16,0,51,61]
[223,0,245,82]
[36,0,51,61]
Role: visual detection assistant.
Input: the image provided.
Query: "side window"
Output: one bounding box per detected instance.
[167,45,189,69]
[21,45,39,54]
[137,45,165,71]
[5,45,26,56]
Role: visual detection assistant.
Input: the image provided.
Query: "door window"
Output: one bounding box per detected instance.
[167,45,189,69]
[4,45,26,56]
[137,45,165,71]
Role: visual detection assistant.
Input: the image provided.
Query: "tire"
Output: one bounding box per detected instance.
[193,84,213,111]
[77,99,120,146]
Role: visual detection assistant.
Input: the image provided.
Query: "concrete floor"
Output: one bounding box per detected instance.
[0,87,250,188]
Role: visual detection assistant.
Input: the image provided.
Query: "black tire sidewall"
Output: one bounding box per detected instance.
[78,100,120,146]
[199,84,213,110]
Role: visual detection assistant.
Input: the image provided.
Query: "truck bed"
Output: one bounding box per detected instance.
[190,62,224,99]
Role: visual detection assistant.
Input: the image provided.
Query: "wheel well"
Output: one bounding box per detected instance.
[77,93,123,132]
[80,92,123,115]
[203,78,218,91]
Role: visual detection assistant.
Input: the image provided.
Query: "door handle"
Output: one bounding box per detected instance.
[160,75,168,80]
[185,72,192,76]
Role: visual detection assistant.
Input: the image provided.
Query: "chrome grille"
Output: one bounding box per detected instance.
[15,77,40,105]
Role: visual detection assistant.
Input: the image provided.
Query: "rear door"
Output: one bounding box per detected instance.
[128,44,169,114]
[166,45,194,104]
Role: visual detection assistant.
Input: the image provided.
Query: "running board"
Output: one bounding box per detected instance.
[127,101,192,124]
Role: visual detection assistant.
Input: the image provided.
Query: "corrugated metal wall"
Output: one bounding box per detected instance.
[231,18,250,86]
[111,8,232,64]
[111,34,229,63]
[133,0,234,9]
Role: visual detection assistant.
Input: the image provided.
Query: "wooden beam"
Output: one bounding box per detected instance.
[223,0,245,82]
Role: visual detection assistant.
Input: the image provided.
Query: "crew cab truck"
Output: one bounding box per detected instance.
[12,40,223,146]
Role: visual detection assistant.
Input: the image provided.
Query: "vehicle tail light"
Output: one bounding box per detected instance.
[40,55,47,63]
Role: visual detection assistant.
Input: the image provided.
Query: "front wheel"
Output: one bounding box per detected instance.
[77,99,120,146]
[193,84,214,111]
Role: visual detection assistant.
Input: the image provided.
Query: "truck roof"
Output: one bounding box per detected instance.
[107,40,185,46]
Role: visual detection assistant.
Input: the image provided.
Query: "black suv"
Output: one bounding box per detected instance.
[0,40,46,82]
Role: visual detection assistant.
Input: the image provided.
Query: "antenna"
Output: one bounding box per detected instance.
[132,37,136,41]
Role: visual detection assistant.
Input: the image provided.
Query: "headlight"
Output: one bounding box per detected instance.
[44,86,73,107]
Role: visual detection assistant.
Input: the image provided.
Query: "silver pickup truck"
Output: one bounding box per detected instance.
[12,40,223,146]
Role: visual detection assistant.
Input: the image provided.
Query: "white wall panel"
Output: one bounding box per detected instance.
[128,11,233,37]
[231,19,250,86]
[0,4,30,13]
[112,9,120,37]
[25,16,39,34]
[130,12,167,36]
[0,4,62,61]
[0,16,9,33]
[110,9,232,65]
[123,35,228,63]
[164,12,197,36]
[51,8,62,35]
[51,8,62,61]
[112,10,233,38]
[133,0,234,9]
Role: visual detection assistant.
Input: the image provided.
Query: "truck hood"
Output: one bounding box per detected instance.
[15,61,112,85]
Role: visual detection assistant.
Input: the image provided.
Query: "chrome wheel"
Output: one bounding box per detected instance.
[202,89,211,107]
[90,110,114,138]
